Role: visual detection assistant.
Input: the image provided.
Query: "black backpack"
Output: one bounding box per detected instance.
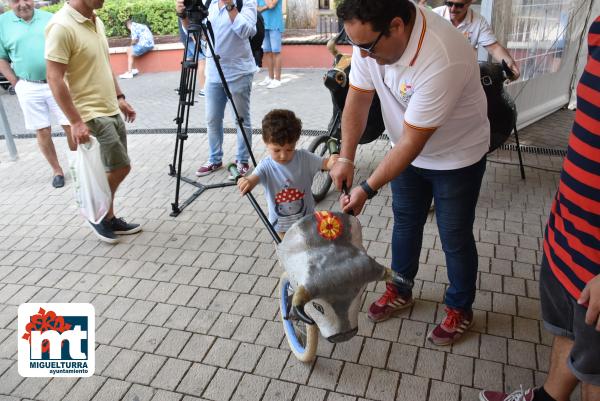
[236,0,265,67]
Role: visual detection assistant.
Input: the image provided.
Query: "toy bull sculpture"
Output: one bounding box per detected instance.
[278,211,411,343]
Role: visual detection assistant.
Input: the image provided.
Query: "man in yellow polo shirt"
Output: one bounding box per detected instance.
[45,0,141,244]
[0,0,74,188]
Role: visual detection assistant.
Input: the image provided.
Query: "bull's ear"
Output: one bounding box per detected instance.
[383,269,415,289]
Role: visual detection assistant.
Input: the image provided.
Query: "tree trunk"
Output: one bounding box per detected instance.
[286,0,318,29]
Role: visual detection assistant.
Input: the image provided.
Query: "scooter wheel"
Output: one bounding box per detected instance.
[307,135,334,203]
[279,273,318,362]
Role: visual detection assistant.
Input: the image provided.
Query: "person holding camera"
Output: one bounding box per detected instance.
[176,0,258,178]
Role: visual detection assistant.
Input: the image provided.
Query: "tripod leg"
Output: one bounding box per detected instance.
[171,28,201,213]
[513,122,526,180]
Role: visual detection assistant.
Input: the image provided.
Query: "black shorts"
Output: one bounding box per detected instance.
[540,255,600,385]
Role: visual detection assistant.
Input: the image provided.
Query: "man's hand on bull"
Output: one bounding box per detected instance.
[330,157,355,191]
[507,61,521,81]
[340,185,368,216]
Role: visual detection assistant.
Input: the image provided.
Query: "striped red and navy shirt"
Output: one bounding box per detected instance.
[544,16,600,299]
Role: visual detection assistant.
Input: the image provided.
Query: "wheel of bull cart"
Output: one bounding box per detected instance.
[308,135,334,203]
[279,273,318,362]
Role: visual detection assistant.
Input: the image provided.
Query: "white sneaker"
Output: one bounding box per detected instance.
[132,68,139,75]
[119,71,134,79]
[266,79,282,89]
[258,76,272,86]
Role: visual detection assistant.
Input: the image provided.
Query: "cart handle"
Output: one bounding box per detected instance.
[327,137,340,155]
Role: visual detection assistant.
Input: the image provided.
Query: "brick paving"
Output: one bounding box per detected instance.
[0,69,580,401]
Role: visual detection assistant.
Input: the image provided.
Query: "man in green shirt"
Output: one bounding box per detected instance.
[0,0,74,188]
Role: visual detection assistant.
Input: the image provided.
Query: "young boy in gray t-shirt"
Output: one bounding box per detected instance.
[237,109,338,234]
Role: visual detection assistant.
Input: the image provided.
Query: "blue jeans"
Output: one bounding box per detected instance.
[391,156,486,311]
[205,73,254,164]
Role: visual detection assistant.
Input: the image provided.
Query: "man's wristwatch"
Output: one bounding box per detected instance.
[359,180,378,199]
[117,94,126,101]
[225,2,236,11]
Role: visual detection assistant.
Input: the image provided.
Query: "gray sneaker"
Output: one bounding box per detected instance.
[87,220,118,244]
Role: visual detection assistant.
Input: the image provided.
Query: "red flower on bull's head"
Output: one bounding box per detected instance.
[314,211,343,240]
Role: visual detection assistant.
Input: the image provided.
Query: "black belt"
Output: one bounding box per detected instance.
[19,78,48,84]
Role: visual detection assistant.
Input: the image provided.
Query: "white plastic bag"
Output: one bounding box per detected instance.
[69,137,112,224]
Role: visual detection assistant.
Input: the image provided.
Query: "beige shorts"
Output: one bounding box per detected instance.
[86,115,130,172]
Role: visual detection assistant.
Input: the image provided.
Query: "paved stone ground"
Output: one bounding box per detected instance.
[0,70,580,401]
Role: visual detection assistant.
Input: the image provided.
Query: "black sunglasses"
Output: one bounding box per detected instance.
[346,30,385,55]
[445,1,467,8]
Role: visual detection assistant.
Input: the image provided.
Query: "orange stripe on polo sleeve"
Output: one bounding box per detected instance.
[349,84,375,93]
[404,121,438,132]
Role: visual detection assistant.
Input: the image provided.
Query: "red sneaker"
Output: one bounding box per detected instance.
[367,283,414,322]
[479,387,535,401]
[428,307,474,346]
[196,161,223,176]
[237,162,251,176]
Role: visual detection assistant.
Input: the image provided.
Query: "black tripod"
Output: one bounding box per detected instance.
[169,10,257,217]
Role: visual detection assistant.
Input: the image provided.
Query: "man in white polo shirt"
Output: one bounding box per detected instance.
[331,0,489,346]
[433,0,520,79]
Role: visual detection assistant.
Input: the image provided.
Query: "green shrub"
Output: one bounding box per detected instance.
[42,0,179,37]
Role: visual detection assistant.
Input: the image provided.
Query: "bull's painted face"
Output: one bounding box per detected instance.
[278,212,388,343]
[305,286,365,342]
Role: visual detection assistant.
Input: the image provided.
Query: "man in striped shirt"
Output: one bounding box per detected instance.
[480,16,600,401]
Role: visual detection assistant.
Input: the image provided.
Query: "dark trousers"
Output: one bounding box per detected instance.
[391,156,486,311]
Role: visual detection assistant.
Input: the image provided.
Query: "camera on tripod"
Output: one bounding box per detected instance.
[182,0,208,24]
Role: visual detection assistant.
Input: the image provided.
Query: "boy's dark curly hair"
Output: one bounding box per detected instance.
[336,0,413,35]
[261,109,302,146]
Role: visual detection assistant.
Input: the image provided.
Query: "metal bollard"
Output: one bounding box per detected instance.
[0,96,17,161]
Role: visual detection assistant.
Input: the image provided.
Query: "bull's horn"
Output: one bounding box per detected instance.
[327,33,341,57]
[383,268,415,289]
[292,286,315,325]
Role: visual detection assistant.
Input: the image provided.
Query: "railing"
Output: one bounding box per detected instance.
[316,14,342,38]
